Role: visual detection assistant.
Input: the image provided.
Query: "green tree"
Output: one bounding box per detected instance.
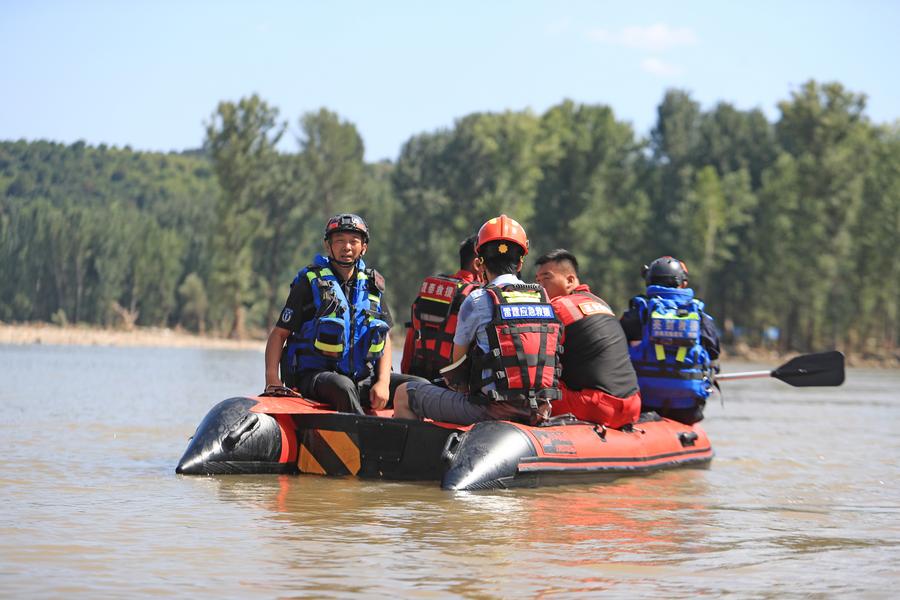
[178,272,209,334]
[205,95,285,338]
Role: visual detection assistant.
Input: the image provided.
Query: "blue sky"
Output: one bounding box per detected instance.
[2,1,898,162]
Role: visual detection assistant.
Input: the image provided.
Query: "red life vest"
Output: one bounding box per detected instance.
[471,283,562,416]
[550,286,638,397]
[552,287,614,327]
[404,272,480,381]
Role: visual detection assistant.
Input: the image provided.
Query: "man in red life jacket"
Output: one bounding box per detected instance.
[401,235,483,381]
[393,215,562,426]
[534,249,641,428]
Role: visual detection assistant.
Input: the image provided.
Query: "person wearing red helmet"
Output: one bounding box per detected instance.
[393,215,562,426]
[534,249,641,428]
[264,213,425,414]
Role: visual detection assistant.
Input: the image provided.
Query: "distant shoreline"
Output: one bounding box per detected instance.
[1,322,893,368]
[0,322,264,351]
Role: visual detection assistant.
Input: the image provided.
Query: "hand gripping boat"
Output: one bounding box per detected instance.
[175,352,844,490]
[175,394,713,490]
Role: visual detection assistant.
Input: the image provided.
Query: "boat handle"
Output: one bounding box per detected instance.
[441,432,462,463]
[222,414,259,451]
[678,431,698,447]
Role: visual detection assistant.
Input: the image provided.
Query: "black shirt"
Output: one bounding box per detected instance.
[275,265,393,332]
[554,289,639,398]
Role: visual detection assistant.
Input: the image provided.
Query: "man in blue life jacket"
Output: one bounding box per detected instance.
[264,213,425,414]
[392,215,562,426]
[620,256,720,424]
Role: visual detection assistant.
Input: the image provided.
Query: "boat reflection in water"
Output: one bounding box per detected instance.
[205,467,713,596]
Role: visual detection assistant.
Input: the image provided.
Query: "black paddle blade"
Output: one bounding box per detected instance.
[772,351,845,387]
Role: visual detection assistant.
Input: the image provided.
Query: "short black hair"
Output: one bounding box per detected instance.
[459,235,477,270]
[534,248,579,274]
[479,240,524,276]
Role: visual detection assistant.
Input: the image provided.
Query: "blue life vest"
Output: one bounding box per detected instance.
[284,255,389,382]
[628,285,712,410]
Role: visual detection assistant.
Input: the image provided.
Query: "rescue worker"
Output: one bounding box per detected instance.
[393,215,562,426]
[620,256,720,424]
[534,249,641,428]
[400,234,483,381]
[264,213,425,414]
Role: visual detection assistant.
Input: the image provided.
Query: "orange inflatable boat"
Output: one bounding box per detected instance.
[175,352,845,489]
[175,394,713,490]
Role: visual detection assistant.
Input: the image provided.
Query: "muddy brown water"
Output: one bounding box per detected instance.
[1,344,898,598]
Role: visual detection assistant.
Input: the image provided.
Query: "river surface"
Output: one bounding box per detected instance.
[1,344,898,598]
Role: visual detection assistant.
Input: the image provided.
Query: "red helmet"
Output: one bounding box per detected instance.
[324,213,369,243]
[475,214,529,256]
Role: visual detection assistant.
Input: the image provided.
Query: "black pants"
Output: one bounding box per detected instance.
[641,398,706,425]
[296,371,428,415]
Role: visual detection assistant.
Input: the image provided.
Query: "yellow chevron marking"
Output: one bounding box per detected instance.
[319,430,361,475]
[298,443,326,475]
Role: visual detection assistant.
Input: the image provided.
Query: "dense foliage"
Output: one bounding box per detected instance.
[2,81,897,357]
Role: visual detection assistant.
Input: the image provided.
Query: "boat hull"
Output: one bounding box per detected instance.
[175,396,457,480]
[176,396,713,490]
[441,417,713,490]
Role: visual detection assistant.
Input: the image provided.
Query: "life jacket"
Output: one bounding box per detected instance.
[627,285,712,411]
[553,288,615,327]
[470,283,562,420]
[283,255,388,382]
[552,286,639,397]
[404,272,480,381]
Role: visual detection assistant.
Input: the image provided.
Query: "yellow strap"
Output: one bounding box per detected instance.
[650,310,700,320]
[368,340,385,354]
[307,267,335,282]
[675,346,687,362]
[369,294,381,304]
[502,291,541,303]
[314,339,344,353]
[655,344,666,361]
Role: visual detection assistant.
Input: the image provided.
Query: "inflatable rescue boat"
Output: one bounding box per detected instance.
[176,394,713,490]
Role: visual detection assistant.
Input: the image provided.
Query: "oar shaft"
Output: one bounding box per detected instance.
[715,370,772,381]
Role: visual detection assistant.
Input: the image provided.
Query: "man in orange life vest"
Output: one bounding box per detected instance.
[393,215,562,426]
[534,249,641,428]
[400,235,483,381]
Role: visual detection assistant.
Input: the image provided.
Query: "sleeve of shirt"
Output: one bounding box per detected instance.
[452,292,481,347]
[700,312,721,360]
[275,277,313,332]
[619,310,642,341]
[379,295,394,328]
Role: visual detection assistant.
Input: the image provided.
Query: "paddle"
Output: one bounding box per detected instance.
[715,350,845,387]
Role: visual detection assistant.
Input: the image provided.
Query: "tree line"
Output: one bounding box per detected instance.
[1,80,897,357]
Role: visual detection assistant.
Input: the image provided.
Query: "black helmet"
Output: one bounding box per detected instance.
[324,213,369,243]
[642,256,688,287]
